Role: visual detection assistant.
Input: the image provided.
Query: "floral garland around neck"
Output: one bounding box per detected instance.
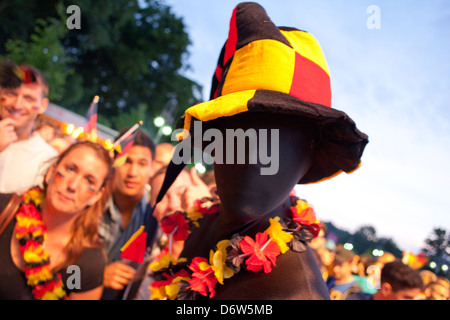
[148,195,321,300]
[15,188,68,300]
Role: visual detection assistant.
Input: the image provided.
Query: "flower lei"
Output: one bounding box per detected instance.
[148,195,321,300]
[15,188,68,300]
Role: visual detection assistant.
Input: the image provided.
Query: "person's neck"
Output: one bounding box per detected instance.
[41,203,77,245]
[15,122,34,141]
[180,196,294,261]
[112,191,143,229]
[211,196,292,243]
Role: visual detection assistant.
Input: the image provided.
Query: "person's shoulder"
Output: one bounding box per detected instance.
[77,246,107,275]
[81,246,106,261]
[33,135,59,156]
[19,135,59,158]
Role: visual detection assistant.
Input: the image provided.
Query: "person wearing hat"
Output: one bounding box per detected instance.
[326,245,362,300]
[149,2,368,300]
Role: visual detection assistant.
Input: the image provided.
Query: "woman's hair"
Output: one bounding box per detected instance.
[45,141,114,268]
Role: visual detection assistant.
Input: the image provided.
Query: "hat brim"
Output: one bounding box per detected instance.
[177,88,368,184]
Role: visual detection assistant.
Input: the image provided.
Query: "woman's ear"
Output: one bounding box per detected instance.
[45,164,56,185]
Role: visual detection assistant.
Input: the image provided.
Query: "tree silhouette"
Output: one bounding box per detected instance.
[422,228,449,278]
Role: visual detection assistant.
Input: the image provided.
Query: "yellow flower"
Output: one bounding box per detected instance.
[165,276,190,300]
[209,240,234,284]
[26,267,53,286]
[23,246,49,264]
[149,275,190,300]
[41,286,66,300]
[23,189,45,207]
[186,207,204,224]
[150,286,166,300]
[15,215,44,230]
[265,217,293,254]
[149,252,186,272]
[294,199,309,213]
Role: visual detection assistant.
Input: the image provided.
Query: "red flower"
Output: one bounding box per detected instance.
[160,212,190,241]
[17,203,42,220]
[18,239,41,255]
[240,232,281,273]
[15,222,46,237]
[188,257,218,298]
[291,206,316,225]
[32,276,65,300]
[291,205,321,237]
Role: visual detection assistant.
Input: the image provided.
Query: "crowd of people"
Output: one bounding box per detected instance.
[310,225,449,300]
[0,59,447,301]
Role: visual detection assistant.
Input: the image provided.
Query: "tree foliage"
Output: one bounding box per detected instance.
[422,228,450,259]
[420,228,450,278]
[4,16,73,103]
[0,0,202,136]
[326,222,403,257]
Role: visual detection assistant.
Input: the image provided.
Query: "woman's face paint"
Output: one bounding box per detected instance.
[86,186,96,196]
[56,168,97,196]
[55,170,65,182]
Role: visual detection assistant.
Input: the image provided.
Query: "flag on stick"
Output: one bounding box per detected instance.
[120,226,147,263]
[84,95,99,141]
[120,205,158,264]
[112,121,142,168]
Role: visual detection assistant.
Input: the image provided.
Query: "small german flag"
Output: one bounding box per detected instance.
[120,226,147,263]
[84,96,99,142]
[112,122,141,168]
[112,129,138,168]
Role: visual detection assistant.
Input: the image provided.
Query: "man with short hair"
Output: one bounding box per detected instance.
[99,128,157,299]
[348,260,424,300]
[326,246,362,300]
[0,59,58,193]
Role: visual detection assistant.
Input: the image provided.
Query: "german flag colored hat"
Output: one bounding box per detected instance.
[177,2,368,184]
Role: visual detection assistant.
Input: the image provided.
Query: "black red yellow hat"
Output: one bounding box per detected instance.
[0,59,36,89]
[177,2,368,184]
